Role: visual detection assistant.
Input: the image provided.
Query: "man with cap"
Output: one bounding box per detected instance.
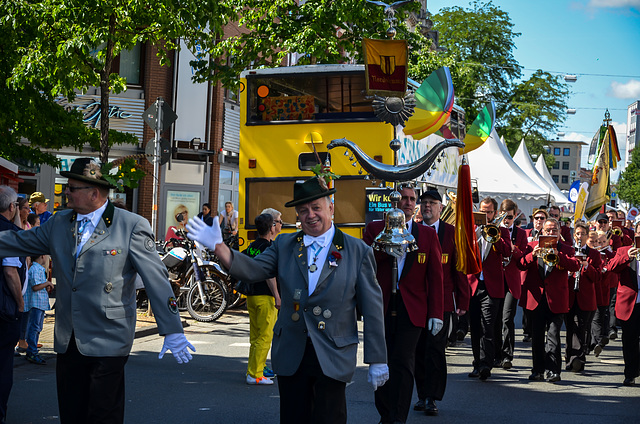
[186,176,388,424]
[29,192,52,225]
[363,185,444,424]
[0,158,194,424]
[527,208,549,242]
[413,189,467,416]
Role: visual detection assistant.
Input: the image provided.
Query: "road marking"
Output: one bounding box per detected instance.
[229,343,251,347]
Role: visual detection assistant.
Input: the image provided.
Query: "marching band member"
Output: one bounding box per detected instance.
[517,218,580,383]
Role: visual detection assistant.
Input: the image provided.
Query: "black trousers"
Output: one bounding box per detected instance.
[278,338,346,424]
[620,302,640,380]
[565,302,594,366]
[375,291,422,424]
[56,336,129,424]
[0,317,20,424]
[528,295,564,375]
[493,290,518,363]
[591,305,610,348]
[609,287,620,331]
[469,280,500,370]
[415,311,451,401]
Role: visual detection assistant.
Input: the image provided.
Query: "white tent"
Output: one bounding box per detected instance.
[534,157,571,206]
[512,140,571,206]
[466,129,550,218]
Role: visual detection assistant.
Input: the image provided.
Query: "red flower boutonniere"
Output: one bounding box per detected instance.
[328,251,342,267]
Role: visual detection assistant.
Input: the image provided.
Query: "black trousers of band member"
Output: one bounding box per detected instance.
[414,311,451,401]
[608,287,620,332]
[0,317,20,424]
[469,280,500,370]
[527,295,564,375]
[278,338,346,424]
[376,291,422,424]
[494,290,518,363]
[620,302,640,380]
[56,335,129,424]
[591,305,610,348]
[564,302,595,367]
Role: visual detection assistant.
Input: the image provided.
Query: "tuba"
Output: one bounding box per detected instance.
[481,212,508,244]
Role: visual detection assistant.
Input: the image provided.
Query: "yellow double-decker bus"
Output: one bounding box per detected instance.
[238,64,464,241]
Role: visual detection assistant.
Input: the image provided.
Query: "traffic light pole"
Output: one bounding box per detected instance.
[151,98,163,236]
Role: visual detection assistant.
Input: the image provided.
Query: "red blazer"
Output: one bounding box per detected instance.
[560,226,572,246]
[525,227,542,242]
[517,241,581,314]
[568,245,601,312]
[597,249,616,306]
[606,246,639,321]
[430,220,470,312]
[503,225,528,299]
[364,220,444,327]
[468,226,512,298]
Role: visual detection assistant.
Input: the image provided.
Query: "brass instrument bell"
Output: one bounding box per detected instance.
[373,191,417,258]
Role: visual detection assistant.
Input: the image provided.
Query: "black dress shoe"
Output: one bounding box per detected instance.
[468,368,480,378]
[528,372,544,381]
[523,335,531,343]
[608,329,618,340]
[546,371,561,383]
[479,367,491,381]
[623,378,635,387]
[425,398,438,416]
[501,359,513,370]
[456,329,466,341]
[414,399,426,411]
[569,357,584,372]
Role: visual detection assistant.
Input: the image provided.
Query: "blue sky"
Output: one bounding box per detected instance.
[425,0,640,180]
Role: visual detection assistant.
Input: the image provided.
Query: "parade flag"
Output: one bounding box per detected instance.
[363,38,408,97]
[455,163,482,274]
[584,126,612,219]
[573,182,589,222]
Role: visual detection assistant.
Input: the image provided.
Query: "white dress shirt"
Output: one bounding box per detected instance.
[303,224,336,295]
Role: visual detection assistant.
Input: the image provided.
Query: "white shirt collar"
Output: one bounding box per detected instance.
[303,224,335,247]
[77,200,108,227]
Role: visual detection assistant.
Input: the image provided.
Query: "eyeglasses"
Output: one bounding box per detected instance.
[597,220,608,224]
[274,219,283,225]
[504,215,514,220]
[534,216,546,220]
[67,186,94,192]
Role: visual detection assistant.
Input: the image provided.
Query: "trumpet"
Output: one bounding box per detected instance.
[541,248,559,267]
[612,227,623,237]
[481,212,508,244]
[573,244,587,292]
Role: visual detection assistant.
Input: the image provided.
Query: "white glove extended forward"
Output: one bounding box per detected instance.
[159,333,196,364]
[186,216,223,251]
[367,363,389,391]
[428,318,443,336]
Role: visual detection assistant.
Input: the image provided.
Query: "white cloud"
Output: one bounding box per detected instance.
[608,80,640,99]
[588,0,640,9]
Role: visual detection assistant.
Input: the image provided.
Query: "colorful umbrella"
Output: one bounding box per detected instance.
[404,67,455,139]
[459,100,496,154]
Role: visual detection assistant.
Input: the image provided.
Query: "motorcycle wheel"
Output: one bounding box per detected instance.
[186,277,228,322]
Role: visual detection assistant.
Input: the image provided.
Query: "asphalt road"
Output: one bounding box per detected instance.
[7,308,640,424]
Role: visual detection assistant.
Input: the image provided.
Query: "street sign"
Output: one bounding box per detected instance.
[144,138,171,165]
[142,97,178,133]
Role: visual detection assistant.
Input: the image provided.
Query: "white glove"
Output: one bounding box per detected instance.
[428,318,443,336]
[159,333,196,364]
[186,216,223,251]
[367,363,389,391]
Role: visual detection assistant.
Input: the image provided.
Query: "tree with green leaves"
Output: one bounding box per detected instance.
[6,0,229,163]
[618,147,640,207]
[192,0,421,89]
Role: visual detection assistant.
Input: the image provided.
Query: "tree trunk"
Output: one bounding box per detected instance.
[99,13,117,164]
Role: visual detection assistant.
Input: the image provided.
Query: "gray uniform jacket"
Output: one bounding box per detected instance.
[230,228,386,383]
[0,201,183,356]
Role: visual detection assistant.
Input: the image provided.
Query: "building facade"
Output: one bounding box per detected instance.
[627,100,640,165]
[545,140,587,191]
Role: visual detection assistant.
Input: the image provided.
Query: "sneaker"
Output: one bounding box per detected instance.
[26,353,46,365]
[263,366,276,378]
[246,375,274,385]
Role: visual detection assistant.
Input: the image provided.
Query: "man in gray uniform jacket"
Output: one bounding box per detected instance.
[187,177,388,424]
[0,158,194,424]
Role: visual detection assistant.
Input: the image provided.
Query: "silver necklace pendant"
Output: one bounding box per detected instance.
[309,263,318,273]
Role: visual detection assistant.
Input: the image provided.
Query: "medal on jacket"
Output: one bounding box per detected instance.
[292,289,302,321]
[309,242,322,273]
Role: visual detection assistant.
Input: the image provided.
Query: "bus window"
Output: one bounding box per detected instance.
[247,72,376,124]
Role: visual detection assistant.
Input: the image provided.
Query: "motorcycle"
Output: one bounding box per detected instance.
[158,222,229,322]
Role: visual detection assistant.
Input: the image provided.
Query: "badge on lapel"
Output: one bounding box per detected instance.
[441,253,449,264]
[418,252,426,264]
